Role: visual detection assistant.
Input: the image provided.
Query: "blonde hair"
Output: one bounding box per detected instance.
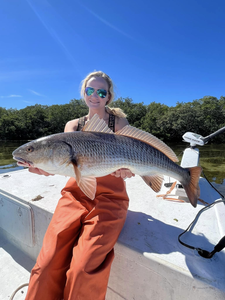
[80,71,126,118]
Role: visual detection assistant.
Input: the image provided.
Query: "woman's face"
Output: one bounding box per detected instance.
[84,77,110,110]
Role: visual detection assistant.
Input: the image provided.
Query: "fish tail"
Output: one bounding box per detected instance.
[181,166,202,207]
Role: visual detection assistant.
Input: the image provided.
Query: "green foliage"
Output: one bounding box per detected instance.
[110,97,147,127]
[0,95,225,143]
[141,102,169,139]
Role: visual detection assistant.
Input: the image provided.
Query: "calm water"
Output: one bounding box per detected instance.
[0,141,26,174]
[0,140,225,185]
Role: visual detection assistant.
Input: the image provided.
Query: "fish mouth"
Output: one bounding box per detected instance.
[13,156,33,168]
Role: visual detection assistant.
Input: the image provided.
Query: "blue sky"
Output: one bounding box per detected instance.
[1,0,224,110]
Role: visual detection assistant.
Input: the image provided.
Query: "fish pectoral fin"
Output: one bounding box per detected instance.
[71,163,97,200]
[72,161,81,183]
[78,176,97,200]
[141,175,164,192]
[82,114,113,134]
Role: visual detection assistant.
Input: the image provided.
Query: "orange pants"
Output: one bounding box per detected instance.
[25,175,129,300]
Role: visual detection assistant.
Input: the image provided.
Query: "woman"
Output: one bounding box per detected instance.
[25,71,134,300]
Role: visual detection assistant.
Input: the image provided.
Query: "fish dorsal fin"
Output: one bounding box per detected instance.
[82,114,113,134]
[141,175,164,192]
[116,126,178,162]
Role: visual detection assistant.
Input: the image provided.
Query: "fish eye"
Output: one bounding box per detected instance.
[26,146,34,153]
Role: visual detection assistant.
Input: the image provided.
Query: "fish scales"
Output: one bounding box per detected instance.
[60,132,185,180]
[12,114,202,206]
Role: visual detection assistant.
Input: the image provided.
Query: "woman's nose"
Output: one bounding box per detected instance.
[92,91,98,98]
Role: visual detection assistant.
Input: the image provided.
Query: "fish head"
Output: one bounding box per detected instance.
[12,134,73,174]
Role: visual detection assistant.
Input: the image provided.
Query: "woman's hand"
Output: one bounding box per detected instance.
[28,167,54,176]
[111,168,135,179]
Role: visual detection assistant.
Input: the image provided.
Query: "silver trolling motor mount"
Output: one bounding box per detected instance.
[181,126,225,167]
[175,126,225,259]
[167,126,225,200]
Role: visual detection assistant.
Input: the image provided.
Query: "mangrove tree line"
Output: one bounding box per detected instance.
[0,96,225,143]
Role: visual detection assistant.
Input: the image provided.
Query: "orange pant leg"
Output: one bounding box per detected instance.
[25,175,129,300]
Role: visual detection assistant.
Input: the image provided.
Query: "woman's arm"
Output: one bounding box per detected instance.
[64,119,79,133]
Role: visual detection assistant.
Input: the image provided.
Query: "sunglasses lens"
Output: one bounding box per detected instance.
[85,87,107,98]
[97,89,107,98]
[85,87,94,96]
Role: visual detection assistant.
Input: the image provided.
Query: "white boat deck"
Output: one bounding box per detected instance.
[0,169,225,300]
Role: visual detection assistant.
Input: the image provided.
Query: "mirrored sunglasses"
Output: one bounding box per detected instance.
[85,87,107,98]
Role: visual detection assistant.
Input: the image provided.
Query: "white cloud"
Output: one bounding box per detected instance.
[0,68,70,82]
[26,0,81,71]
[0,95,22,98]
[79,3,135,41]
[28,89,46,97]
[9,94,23,98]
[23,100,35,104]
